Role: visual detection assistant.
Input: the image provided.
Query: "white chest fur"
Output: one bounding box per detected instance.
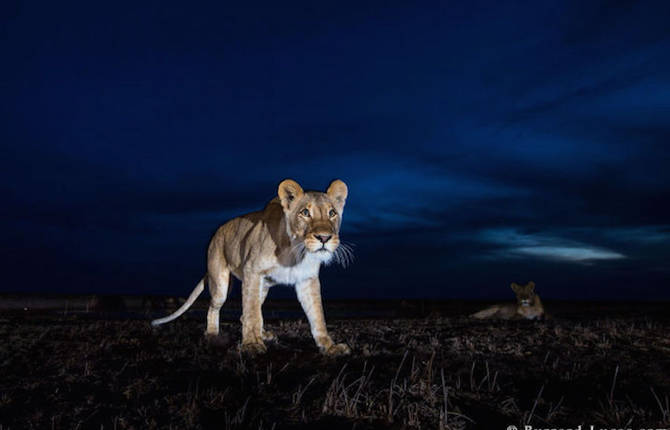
[518,305,543,320]
[265,252,326,286]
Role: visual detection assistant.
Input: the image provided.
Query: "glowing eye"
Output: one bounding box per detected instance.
[300,208,310,217]
[329,209,337,217]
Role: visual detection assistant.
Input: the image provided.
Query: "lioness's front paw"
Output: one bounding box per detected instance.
[262,330,277,342]
[323,343,351,356]
[240,341,267,356]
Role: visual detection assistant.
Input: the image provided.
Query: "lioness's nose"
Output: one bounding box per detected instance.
[314,234,332,244]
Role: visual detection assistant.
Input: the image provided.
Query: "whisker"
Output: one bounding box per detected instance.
[332,250,341,267]
[335,248,345,267]
[339,242,354,261]
[333,243,354,268]
[338,243,355,264]
[289,242,306,261]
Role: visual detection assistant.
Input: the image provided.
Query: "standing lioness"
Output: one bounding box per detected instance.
[152,179,351,356]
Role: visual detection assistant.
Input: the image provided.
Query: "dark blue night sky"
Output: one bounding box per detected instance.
[2,1,669,300]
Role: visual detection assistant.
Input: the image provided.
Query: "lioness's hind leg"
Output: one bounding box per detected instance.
[470,306,499,319]
[206,267,230,336]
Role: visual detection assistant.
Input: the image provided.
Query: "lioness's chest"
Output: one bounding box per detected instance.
[264,255,321,286]
[517,305,543,320]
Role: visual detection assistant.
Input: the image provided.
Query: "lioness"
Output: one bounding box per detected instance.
[152,179,352,356]
[470,281,545,320]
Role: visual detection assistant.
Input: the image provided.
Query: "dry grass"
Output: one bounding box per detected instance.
[1,304,669,429]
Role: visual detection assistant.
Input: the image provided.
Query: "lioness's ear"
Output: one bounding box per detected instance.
[278,179,304,211]
[326,179,348,212]
[526,281,535,291]
[510,283,520,293]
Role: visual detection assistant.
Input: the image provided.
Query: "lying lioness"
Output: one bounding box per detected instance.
[470,281,545,320]
[152,179,351,356]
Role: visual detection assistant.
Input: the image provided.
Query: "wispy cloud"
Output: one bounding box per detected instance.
[510,246,624,262]
[479,228,625,262]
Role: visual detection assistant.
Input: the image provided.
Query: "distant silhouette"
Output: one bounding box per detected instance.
[470,281,545,320]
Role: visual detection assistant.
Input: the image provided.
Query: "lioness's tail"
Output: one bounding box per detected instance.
[470,306,499,319]
[151,277,205,327]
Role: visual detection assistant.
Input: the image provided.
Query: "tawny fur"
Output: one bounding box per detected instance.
[471,281,545,320]
[152,179,351,356]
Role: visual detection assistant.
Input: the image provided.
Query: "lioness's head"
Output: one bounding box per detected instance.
[278,179,348,263]
[511,281,536,307]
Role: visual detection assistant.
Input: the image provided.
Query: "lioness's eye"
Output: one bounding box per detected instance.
[329,209,337,217]
[300,208,310,217]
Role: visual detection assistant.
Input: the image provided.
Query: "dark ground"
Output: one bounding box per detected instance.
[1,297,669,429]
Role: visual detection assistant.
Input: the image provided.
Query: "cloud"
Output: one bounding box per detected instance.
[510,246,624,262]
[478,228,625,262]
